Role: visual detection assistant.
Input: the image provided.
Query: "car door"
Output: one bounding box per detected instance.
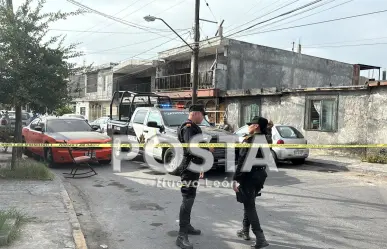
[26,118,41,154]
[34,119,46,156]
[131,109,149,144]
[143,111,164,158]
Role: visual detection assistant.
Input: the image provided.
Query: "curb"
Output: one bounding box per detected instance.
[305,159,387,176]
[59,180,88,249]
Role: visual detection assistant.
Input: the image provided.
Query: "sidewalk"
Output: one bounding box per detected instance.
[0,152,86,249]
[306,154,387,177]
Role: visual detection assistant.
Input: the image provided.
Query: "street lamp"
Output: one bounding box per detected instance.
[144,14,199,104]
[143,15,194,51]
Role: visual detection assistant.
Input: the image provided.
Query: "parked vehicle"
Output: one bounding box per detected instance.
[107,91,236,172]
[89,116,111,134]
[22,116,112,167]
[234,124,309,165]
[0,110,32,128]
[62,113,88,123]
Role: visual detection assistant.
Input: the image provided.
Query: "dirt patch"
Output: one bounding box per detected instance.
[130,202,164,211]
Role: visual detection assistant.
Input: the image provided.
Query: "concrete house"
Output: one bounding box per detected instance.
[153,36,366,126]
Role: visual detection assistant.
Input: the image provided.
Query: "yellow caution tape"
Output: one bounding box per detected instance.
[0,143,386,148]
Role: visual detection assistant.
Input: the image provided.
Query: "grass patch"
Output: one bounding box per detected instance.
[361,154,387,164]
[0,209,28,246]
[0,158,55,180]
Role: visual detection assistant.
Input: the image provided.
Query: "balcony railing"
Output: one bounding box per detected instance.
[155,71,213,91]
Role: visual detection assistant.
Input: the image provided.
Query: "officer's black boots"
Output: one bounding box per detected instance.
[237,228,251,240]
[251,232,269,248]
[187,225,201,235]
[176,233,194,249]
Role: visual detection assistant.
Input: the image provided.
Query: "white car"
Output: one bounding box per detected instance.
[234,124,309,165]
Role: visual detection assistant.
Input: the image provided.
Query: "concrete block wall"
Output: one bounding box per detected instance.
[224,87,387,156]
[224,39,354,91]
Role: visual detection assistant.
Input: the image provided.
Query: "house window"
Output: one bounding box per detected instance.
[243,103,259,124]
[80,107,86,116]
[102,107,107,116]
[305,96,338,132]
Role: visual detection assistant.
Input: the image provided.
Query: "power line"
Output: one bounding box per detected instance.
[230,9,387,39]
[83,31,190,55]
[79,0,188,47]
[67,0,143,42]
[227,0,324,37]
[239,0,339,35]
[245,0,354,36]
[224,0,278,32]
[49,28,187,34]
[154,0,189,16]
[203,0,217,21]
[303,36,387,47]
[304,42,387,49]
[224,0,302,36]
[65,0,177,42]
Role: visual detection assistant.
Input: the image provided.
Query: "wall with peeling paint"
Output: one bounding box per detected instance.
[225,39,354,91]
[224,87,387,156]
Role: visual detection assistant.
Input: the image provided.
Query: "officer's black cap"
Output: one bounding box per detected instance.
[189,104,207,116]
[247,116,268,130]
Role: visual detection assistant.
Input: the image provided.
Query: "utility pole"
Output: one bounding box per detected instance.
[191,0,200,105]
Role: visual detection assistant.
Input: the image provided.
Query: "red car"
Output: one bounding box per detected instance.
[22,116,112,167]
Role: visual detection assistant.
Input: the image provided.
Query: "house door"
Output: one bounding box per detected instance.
[241,103,259,126]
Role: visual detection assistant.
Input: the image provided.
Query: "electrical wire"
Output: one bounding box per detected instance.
[154,0,189,16]
[77,0,189,47]
[67,0,143,42]
[245,0,354,36]
[303,42,387,49]
[48,29,182,34]
[65,0,179,42]
[224,0,278,32]
[226,0,324,38]
[237,0,338,35]
[203,0,217,21]
[303,36,387,47]
[84,31,190,55]
[229,9,387,39]
[224,0,302,36]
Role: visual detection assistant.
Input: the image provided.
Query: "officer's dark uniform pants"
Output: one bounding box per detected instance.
[179,184,197,233]
[241,185,263,235]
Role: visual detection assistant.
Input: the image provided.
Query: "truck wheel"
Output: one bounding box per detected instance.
[163,147,181,175]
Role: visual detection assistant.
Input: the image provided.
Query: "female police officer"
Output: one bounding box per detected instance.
[232,116,270,248]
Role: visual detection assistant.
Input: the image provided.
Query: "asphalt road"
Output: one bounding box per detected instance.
[57,157,387,249]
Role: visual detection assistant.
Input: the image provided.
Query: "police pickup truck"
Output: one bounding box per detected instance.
[107,91,235,171]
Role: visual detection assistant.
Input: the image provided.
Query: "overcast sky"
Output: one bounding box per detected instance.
[12,0,387,78]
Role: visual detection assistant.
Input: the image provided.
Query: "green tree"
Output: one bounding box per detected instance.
[0,0,86,168]
[55,105,74,116]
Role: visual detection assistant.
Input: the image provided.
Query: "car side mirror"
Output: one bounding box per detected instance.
[34,125,43,132]
[91,125,99,131]
[147,121,159,128]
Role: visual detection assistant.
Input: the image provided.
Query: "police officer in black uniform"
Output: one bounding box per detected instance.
[233,116,270,248]
[176,104,213,249]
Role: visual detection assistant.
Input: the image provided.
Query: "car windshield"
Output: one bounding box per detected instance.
[161,111,211,127]
[46,119,92,132]
[276,126,304,138]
